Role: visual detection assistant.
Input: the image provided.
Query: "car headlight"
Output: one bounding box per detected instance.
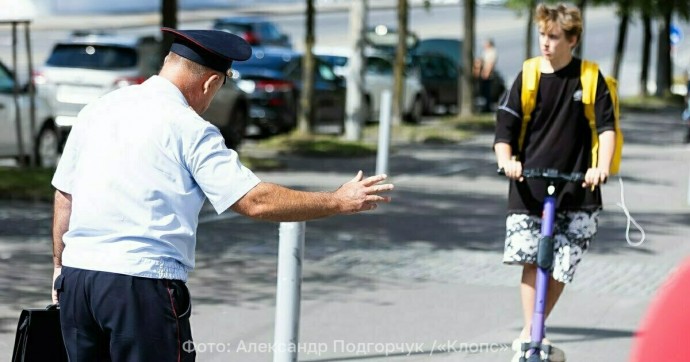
[237,80,256,93]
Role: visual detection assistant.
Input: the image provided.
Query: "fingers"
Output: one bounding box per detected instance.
[365,194,392,203]
[500,160,523,181]
[350,170,364,183]
[364,183,395,195]
[582,168,609,188]
[360,173,388,187]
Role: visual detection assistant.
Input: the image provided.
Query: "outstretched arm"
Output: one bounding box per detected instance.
[52,190,71,303]
[231,171,393,222]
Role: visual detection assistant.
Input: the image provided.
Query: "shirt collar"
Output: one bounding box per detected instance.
[144,75,190,108]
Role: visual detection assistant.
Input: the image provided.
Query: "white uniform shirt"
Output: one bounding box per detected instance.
[52,76,261,281]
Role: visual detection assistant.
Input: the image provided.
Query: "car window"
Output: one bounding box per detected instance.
[316,62,337,81]
[366,57,392,75]
[318,55,348,68]
[259,23,282,42]
[440,57,458,78]
[419,56,457,78]
[0,63,15,92]
[214,23,252,35]
[46,44,138,69]
[233,50,295,76]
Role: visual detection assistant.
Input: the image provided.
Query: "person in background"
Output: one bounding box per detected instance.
[479,38,498,112]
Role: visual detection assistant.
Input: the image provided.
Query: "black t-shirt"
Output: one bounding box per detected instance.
[494,58,616,214]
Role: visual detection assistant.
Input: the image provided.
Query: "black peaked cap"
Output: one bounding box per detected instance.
[162,27,252,74]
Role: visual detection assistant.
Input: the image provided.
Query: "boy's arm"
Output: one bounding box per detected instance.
[583,130,615,187]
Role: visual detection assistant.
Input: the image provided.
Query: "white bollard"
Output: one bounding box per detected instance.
[273,222,306,362]
[376,90,393,175]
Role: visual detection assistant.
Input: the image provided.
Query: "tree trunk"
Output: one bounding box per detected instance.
[392,0,408,125]
[640,13,652,97]
[460,0,475,116]
[655,9,672,97]
[574,0,586,58]
[525,0,536,60]
[344,0,368,141]
[161,0,177,61]
[612,2,630,80]
[298,0,316,134]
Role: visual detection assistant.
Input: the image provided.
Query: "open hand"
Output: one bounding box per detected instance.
[52,266,61,304]
[335,171,394,213]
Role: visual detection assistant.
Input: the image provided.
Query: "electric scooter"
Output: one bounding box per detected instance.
[499,168,587,362]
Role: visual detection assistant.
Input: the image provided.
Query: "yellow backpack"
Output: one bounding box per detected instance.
[519,57,623,174]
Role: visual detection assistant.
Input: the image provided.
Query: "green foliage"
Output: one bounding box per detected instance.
[258,133,377,158]
[0,167,55,202]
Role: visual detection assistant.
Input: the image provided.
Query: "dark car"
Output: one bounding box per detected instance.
[232,47,346,136]
[412,53,460,114]
[412,37,506,113]
[213,17,292,48]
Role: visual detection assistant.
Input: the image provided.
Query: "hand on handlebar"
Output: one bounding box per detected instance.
[499,158,523,182]
[583,167,609,188]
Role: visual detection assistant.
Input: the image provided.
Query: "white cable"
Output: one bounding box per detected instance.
[615,177,646,247]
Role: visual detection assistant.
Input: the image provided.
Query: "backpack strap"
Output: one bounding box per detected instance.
[518,57,542,154]
[581,60,600,169]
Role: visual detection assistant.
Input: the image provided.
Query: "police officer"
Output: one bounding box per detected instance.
[51,28,393,361]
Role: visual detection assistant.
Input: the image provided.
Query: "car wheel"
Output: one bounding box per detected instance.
[360,97,371,123]
[222,106,247,151]
[424,94,437,115]
[35,124,60,168]
[405,96,424,124]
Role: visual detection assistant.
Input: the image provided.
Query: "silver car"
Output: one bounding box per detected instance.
[0,59,59,167]
[314,47,425,123]
[34,32,249,150]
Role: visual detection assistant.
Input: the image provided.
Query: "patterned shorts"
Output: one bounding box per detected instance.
[503,210,599,283]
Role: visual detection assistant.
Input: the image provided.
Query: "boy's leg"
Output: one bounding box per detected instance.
[518,264,566,339]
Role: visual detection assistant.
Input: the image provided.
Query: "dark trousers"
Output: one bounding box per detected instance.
[55,266,195,361]
[480,77,493,112]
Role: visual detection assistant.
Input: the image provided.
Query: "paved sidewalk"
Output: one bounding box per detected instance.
[1,109,689,361]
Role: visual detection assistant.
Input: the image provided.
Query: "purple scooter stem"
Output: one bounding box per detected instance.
[530,194,556,354]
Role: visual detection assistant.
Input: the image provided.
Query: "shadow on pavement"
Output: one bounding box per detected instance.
[548,326,635,343]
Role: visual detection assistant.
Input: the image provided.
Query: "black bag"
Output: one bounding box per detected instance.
[11,304,68,362]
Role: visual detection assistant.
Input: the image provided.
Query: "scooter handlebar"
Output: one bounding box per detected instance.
[497,168,586,183]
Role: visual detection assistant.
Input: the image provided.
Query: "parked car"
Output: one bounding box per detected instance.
[411,52,460,114]
[232,46,346,136]
[0,60,59,167]
[33,31,250,149]
[412,37,506,113]
[314,47,425,123]
[213,17,292,48]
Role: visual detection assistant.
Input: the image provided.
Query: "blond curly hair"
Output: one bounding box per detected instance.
[535,3,583,46]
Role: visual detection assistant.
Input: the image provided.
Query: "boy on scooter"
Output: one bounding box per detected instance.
[493,3,616,361]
